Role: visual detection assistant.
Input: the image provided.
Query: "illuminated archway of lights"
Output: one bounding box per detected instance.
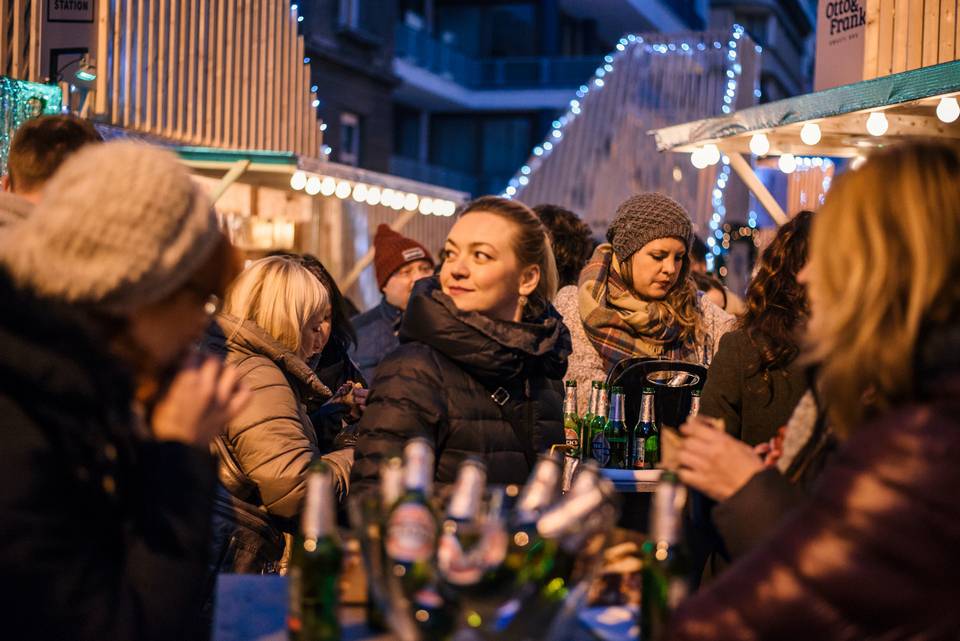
[501,25,756,272]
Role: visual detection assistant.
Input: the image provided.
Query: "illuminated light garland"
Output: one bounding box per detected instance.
[286,170,459,216]
[501,24,750,267]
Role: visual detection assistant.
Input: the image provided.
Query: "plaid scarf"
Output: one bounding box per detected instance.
[577,244,697,371]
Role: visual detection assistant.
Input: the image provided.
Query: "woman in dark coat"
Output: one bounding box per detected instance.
[0,142,247,641]
[700,210,813,447]
[669,142,960,640]
[352,196,571,485]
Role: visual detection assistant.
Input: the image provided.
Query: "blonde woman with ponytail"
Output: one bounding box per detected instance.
[352,196,571,484]
[668,141,960,641]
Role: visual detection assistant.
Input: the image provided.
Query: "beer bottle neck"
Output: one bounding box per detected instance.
[640,392,655,423]
[608,392,625,422]
[302,470,337,539]
[447,463,485,521]
[517,458,561,517]
[595,390,609,418]
[650,479,686,545]
[563,384,578,416]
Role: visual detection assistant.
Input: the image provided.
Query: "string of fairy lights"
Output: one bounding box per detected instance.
[502,25,756,272]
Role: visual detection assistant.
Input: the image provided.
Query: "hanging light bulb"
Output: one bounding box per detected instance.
[936,96,960,123]
[749,133,770,156]
[335,181,352,199]
[800,122,821,145]
[418,198,434,215]
[702,143,721,166]
[352,183,368,202]
[319,177,337,197]
[305,175,322,196]
[778,153,797,174]
[691,147,709,169]
[404,193,420,211]
[365,186,382,206]
[866,111,888,136]
[289,171,307,191]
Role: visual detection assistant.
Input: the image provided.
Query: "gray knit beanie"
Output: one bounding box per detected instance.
[606,193,692,262]
[0,140,222,313]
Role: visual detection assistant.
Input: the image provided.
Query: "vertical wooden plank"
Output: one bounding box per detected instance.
[0,0,8,76]
[155,0,167,132]
[197,0,210,144]
[863,0,882,79]
[956,0,960,64]
[249,0,261,149]
[11,0,24,78]
[209,0,223,145]
[892,0,910,72]
[145,0,156,131]
[166,0,178,135]
[231,1,244,148]
[264,0,276,150]
[175,0,188,139]
[122,0,134,126]
[111,0,122,123]
[279,2,290,153]
[923,0,941,68]
[133,0,145,128]
[29,0,42,81]
[185,0,198,142]
[296,37,306,155]
[907,0,925,70]
[940,0,957,63]
[877,0,896,76]
[94,0,110,116]
[238,0,250,148]
[257,0,268,149]
[223,0,236,147]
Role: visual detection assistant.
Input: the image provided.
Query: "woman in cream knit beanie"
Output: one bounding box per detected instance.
[0,140,250,640]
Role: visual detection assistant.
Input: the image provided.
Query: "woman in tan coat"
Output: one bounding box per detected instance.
[205,256,355,575]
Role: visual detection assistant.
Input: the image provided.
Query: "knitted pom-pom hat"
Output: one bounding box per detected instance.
[606,192,692,262]
[373,224,434,290]
[0,140,222,313]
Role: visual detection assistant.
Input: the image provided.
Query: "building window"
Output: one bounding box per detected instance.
[339,112,360,166]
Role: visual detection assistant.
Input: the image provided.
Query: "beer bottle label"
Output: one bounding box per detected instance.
[634,435,646,467]
[564,426,579,449]
[591,433,610,466]
[287,565,303,633]
[386,504,436,563]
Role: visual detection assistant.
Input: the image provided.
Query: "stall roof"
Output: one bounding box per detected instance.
[651,59,960,158]
[175,146,468,202]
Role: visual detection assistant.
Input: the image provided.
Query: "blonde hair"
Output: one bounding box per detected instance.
[807,142,960,435]
[223,255,329,355]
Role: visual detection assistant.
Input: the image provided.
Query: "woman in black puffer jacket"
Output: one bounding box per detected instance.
[352,196,571,485]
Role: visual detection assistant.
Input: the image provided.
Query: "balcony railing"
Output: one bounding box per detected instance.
[389,155,478,195]
[395,23,601,89]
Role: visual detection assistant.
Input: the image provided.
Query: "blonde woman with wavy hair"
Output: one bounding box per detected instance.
[555,192,733,413]
[667,142,960,641]
[203,255,354,579]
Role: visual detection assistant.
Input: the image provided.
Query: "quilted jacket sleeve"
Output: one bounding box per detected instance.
[227,356,320,519]
[351,344,446,489]
[668,402,960,641]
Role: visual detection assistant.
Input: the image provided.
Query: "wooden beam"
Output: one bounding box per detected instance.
[923,0,941,68]
[727,152,789,226]
[941,0,957,63]
[210,159,251,204]
[341,208,419,290]
[907,0,925,70]
[863,0,882,79]
[892,0,909,73]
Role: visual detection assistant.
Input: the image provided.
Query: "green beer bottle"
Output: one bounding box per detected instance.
[605,386,628,469]
[581,381,601,460]
[385,438,438,595]
[562,381,581,457]
[288,461,343,641]
[640,471,690,641]
[589,384,610,467]
[633,388,659,470]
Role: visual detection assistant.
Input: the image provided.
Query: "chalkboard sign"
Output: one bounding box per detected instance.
[48,0,95,23]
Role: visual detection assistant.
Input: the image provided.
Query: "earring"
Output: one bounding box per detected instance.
[518,295,528,308]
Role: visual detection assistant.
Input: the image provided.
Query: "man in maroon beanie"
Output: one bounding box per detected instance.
[349,224,434,382]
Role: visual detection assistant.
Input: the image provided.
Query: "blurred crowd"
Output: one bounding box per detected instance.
[1,115,958,640]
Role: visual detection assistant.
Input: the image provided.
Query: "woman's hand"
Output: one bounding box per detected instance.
[151,353,251,447]
[328,381,368,422]
[676,415,764,502]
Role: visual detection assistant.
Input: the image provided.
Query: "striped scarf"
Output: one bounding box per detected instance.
[577,243,698,371]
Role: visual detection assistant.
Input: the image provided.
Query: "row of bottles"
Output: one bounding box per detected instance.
[563,380,700,470]
[360,438,619,641]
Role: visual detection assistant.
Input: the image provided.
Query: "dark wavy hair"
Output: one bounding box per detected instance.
[532,204,595,289]
[739,210,814,382]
